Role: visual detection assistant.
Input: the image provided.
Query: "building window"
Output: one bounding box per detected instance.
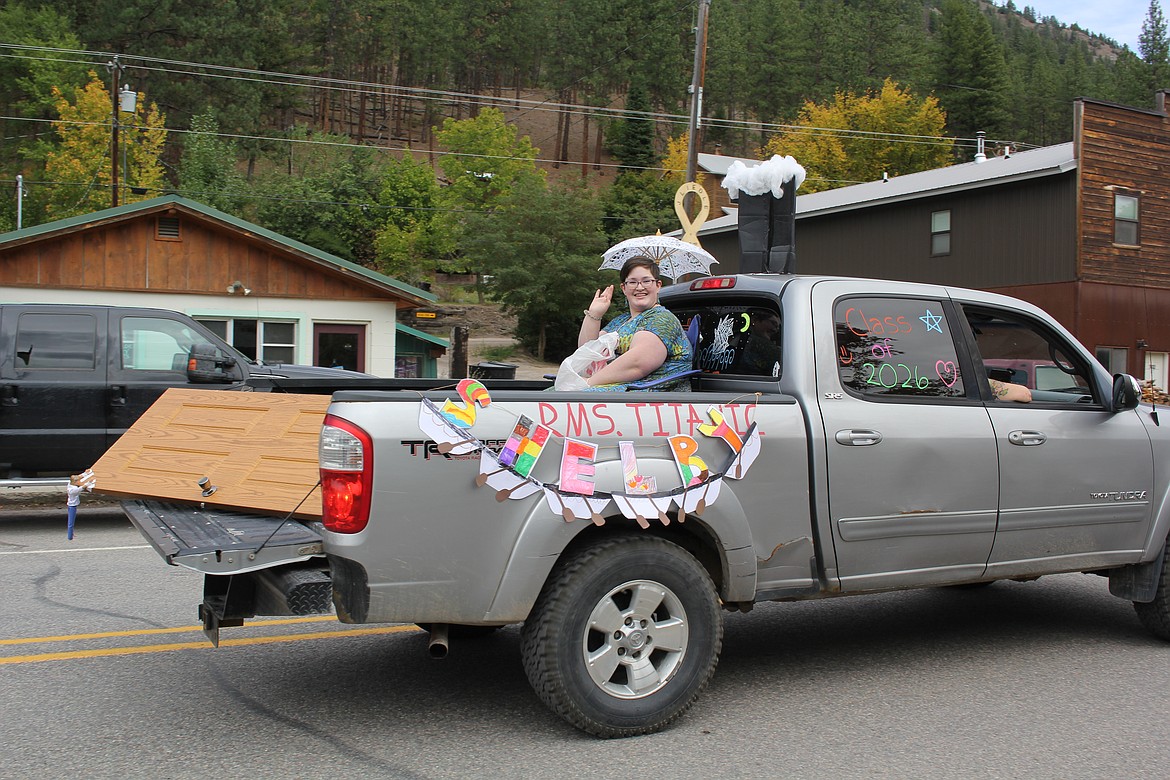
[930,210,951,256]
[196,317,297,363]
[396,355,422,377]
[1114,194,1139,245]
[1096,346,1128,375]
[261,321,296,364]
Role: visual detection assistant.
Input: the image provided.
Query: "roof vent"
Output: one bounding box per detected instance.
[974,131,987,164]
[156,216,181,239]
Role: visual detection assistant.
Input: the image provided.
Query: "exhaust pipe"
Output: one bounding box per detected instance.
[427,623,450,659]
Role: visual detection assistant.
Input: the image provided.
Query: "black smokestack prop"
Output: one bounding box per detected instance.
[722,155,805,274]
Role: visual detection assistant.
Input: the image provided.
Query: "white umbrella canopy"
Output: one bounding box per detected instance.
[600,235,719,280]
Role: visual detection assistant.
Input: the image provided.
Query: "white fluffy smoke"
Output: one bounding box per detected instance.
[721,155,807,200]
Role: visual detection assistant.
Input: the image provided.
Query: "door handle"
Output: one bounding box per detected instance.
[108,385,127,407]
[835,429,883,446]
[1008,430,1047,446]
[1,385,15,407]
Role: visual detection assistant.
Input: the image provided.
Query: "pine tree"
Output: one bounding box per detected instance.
[934,0,1011,142]
[1139,0,1170,100]
[613,81,659,170]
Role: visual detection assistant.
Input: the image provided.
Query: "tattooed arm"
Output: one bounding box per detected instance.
[989,378,1032,403]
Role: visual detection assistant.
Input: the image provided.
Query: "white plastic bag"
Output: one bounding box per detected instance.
[555,331,619,390]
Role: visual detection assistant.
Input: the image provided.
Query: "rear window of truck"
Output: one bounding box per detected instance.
[669,304,783,378]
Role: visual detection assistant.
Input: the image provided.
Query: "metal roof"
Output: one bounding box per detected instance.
[0,194,437,306]
[396,322,449,349]
[689,142,1077,236]
[696,152,767,177]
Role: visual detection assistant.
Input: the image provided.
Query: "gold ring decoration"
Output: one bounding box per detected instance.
[674,182,710,247]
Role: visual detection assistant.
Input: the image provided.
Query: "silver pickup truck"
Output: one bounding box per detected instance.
[127,273,1169,738]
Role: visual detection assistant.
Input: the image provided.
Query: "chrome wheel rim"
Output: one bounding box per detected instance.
[581,579,688,699]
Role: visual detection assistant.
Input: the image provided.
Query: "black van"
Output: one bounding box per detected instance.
[0,303,371,477]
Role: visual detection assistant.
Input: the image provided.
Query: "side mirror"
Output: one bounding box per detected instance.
[1112,373,1141,411]
[187,343,236,384]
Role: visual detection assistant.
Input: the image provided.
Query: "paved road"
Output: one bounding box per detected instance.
[2,506,1168,779]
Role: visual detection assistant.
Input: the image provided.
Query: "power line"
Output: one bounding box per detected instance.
[0,43,1018,153]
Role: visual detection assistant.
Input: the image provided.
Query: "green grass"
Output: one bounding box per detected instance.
[437,285,481,304]
[480,344,517,361]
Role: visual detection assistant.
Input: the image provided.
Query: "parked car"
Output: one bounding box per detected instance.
[0,303,372,477]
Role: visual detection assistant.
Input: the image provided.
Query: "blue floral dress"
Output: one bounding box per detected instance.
[584,305,693,392]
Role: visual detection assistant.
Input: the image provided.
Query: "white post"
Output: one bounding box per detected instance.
[15,175,22,229]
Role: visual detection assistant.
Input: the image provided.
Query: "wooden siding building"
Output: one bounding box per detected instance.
[688,94,1170,388]
[0,195,445,377]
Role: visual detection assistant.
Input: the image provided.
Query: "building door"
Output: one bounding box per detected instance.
[1144,351,1167,392]
[314,324,366,372]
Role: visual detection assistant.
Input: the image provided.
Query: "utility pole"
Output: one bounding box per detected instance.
[110,56,121,207]
[684,0,711,185]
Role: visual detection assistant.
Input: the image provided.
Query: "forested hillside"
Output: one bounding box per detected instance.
[2,0,1168,359]
[4,0,1158,158]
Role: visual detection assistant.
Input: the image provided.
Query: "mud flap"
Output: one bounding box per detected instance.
[1110,539,1168,603]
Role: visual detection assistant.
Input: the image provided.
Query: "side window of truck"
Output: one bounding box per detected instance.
[961,307,1097,404]
[121,317,200,372]
[835,297,966,399]
[15,313,97,370]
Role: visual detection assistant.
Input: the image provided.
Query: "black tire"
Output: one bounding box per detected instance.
[1133,550,1170,640]
[520,534,722,738]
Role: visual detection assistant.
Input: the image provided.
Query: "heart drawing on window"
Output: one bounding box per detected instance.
[935,360,959,387]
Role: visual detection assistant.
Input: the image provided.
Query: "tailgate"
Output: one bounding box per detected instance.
[123,499,324,575]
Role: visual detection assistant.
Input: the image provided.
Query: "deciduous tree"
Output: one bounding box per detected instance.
[374,150,448,286]
[763,78,953,193]
[43,71,166,218]
[462,180,608,361]
[434,107,544,296]
[178,109,246,213]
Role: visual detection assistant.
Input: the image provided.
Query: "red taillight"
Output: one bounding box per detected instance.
[690,276,736,290]
[320,414,372,533]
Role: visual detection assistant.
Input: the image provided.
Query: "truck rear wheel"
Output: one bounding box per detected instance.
[520,535,722,738]
[1134,548,1170,640]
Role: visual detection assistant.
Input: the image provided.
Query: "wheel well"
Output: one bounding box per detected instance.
[559,515,726,595]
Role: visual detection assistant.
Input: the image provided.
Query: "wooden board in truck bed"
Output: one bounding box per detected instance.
[91,388,328,518]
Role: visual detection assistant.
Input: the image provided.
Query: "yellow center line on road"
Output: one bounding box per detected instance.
[0,545,152,555]
[0,615,342,646]
[1,625,421,665]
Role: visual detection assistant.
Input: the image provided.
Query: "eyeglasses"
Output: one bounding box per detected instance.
[622,277,659,289]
